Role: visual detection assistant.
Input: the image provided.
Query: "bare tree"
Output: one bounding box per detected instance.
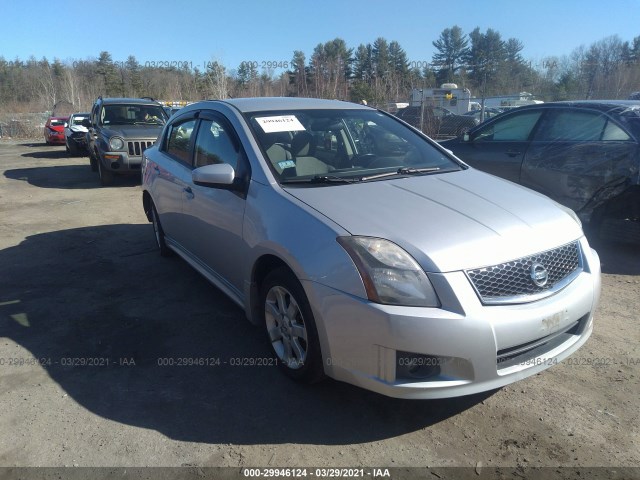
[37,60,57,110]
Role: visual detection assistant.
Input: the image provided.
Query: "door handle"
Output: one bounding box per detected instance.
[506,150,521,157]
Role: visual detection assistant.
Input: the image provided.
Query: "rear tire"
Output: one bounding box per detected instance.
[260,268,324,383]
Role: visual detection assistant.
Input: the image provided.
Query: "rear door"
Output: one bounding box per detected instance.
[148,116,198,241]
[521,108,638,212]
[448,108,544,182]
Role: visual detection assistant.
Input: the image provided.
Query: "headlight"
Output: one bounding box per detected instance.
[109,137,125,151]
[337,236,440,307]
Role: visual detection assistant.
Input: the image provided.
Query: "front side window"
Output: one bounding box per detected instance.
[166,119,197,164]
[472,110,543,142]
[194,119,240,169]
[246,109,462,184]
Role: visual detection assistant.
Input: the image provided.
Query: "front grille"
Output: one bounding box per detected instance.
[127,140,155,156]
[466,242,581,304]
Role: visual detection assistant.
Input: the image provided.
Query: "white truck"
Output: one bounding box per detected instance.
[481,92,543,109]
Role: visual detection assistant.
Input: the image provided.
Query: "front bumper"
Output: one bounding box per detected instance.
[46,132,65,144]
[68,132,87,148]
[304,238,601,399]
[101,139,155,173]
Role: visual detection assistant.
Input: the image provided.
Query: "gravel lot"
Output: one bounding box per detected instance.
[0,141,638,477]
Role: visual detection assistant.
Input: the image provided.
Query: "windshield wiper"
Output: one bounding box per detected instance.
[361,166,441,181]
[398,167,441,175]
[281,175,361,185]
[311,175,361,184]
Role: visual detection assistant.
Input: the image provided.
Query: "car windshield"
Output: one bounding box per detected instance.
[101,105,167,126]
[71,115,88,126]
[246,109,462,184]
[49,119,65,126]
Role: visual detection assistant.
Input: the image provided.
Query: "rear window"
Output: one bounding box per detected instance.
[535,109,633,142]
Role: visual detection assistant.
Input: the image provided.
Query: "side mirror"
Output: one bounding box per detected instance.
[463,133,470,142]
[192,163,235,187]
[81,118,91,128]
[64,122,68,128]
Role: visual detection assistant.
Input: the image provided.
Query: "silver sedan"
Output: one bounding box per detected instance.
[141,97,601,399]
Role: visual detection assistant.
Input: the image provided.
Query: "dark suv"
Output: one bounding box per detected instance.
[85,97,168,185]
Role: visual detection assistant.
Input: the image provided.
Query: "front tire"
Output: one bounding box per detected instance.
[66,141,78,156]
[97,157,114,186]
[260,268,324,383]
[89,147,98,171]
[151,203,172,257]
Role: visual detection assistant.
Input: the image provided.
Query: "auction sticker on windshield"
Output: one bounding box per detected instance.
[255,115,305,133]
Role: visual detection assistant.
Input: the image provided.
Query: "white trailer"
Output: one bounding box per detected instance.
[410,84,474,114]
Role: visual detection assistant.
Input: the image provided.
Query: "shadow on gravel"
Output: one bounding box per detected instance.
[0,224,493,445]
[4,165,139,189]
[21,147,69,159]
[19,142,55,148]
[584,230,640,276]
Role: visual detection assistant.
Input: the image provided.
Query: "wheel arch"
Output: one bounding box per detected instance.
[142,190,153,222]
[248,254,295,326]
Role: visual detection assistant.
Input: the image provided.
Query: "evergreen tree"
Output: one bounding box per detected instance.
[431,26,469,84]
[125,55,143,96]
[372,37,390,78]
[96,51,121,96]
[465,28,506,91]
[290,50,308,96]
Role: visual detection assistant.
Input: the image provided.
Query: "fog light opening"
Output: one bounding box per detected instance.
[396,352,442,380]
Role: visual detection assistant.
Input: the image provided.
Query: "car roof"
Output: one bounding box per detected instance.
[187,97,369,113]
[513,100,640,113]
[99,97,162,106]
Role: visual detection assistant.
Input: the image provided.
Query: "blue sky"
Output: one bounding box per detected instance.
[2,0,639,73]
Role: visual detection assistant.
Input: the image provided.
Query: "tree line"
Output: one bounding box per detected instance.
[1,26,639,115]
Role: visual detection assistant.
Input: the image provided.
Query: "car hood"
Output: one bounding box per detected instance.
[284,169,583,273]
[67,125,88,133]
[102,125,163,139]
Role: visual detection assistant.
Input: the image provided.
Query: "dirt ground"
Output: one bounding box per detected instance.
[0,141,638,476]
